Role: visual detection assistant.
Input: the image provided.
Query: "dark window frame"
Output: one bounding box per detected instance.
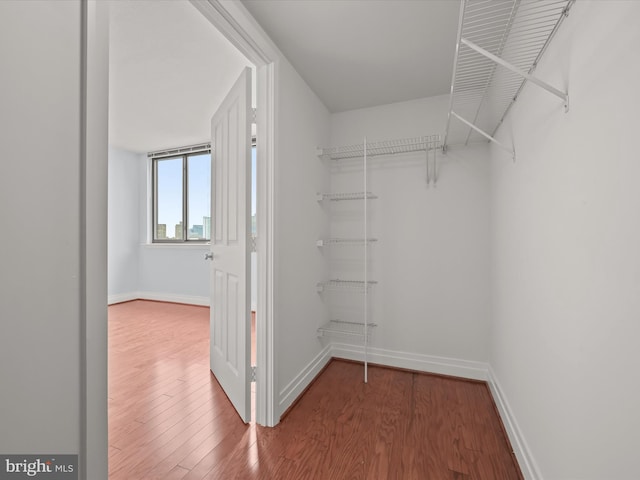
[151,147,211,243]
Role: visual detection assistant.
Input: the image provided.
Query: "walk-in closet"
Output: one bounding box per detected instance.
[8,0,639,478]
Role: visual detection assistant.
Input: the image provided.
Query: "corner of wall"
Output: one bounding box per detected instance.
[277,344,332,418]
[107,292,139,306]
[487,366,541,480]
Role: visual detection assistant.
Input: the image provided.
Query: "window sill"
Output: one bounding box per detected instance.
[141,243,210,249]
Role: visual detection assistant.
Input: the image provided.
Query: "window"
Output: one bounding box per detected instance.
[152,147,211,242]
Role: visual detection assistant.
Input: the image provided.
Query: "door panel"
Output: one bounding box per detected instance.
[209,67,252,423]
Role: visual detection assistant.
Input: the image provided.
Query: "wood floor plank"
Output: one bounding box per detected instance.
[162,465,190,480]
[109,393,224,475]
[367,368,413,479]
[180,427,246,480]
[176,404,244,471]
[194,426,258,479]
[109,300,523,479]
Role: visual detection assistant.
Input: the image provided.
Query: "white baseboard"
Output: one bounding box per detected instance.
[138,292,210,306]
[330,343,489,381]
[487,366,541,480]
[278,344,332,418]
[107,292,139,305]
[107,291,209,307]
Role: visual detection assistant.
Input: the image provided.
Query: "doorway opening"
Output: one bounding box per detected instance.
[107,0,267,426]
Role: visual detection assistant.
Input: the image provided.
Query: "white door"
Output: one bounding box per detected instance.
[209,67,252,423]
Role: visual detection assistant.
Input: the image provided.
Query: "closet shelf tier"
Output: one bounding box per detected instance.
[317,135,442,161]
[317,320,377,339]
[444,0,574,154]
[316,279,378,293]
[317,192,377,202]
[317,238,378,247]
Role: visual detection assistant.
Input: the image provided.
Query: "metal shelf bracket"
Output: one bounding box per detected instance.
[461,38,569,113]
[451,111,515,160]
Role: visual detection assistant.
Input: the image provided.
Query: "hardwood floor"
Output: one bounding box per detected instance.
[109,300,522,479]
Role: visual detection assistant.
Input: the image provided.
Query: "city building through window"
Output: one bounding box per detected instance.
[152,147,211,242]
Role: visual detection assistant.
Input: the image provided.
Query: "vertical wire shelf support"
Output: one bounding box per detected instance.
[316,136,379,383]
[363,137,369,383]
[443,0,575,158]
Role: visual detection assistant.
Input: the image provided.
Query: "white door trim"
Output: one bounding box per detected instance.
[83,1,109,478]
[190,0,278,427]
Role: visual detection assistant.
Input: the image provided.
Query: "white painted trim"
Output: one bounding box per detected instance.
[190,0,278,427]
[255,61,277,426]
[109,292,210,307]
[278,344,333,417]
[83,1,109,478]
[138,292,210,306]
[330,343,489,381]
[487,366,541,480]
[107,292,139,305]
[190,0,281,66]
[140,243,210,249]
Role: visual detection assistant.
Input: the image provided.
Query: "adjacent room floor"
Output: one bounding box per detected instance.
[108,300,522,479]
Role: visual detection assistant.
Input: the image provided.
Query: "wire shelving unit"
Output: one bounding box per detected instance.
[316,192,377,202]
[316,238,378,247]
[317,135,441,160]
[317,134,446,380]
[316,138,379,383]
[316,279,378,294]
[443,0,575,157]
[318,135,443,185]
[317,320,377,340]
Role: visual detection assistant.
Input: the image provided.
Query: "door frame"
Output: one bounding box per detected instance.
[82,0,279,476]
[188,0,278,428]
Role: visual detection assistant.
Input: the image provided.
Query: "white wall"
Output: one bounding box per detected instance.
[138,244,210,304]
[0,0,81,453]
[108,147,140,301]
[107,150,213,306]
[274,58,332,417]
[135,153,210,305]
[0,2,110,476]
[329,96,491,375]
[490,2,640,479]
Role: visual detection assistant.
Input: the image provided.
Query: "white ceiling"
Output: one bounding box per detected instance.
[242,0,461,113]
[108,0,461,153]
[108,0,252,153]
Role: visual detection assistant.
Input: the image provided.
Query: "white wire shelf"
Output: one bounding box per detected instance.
[317,135,442,161]
[317,238,378,247]
[316,192,378,202]
[317,320,377,339]
[316,279,378,294]
[444,0,574,155]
